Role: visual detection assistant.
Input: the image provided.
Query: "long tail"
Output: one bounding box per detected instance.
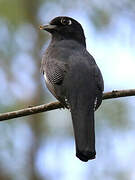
[70,104,96,162]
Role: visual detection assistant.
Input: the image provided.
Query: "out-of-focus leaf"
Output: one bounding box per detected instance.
[0,0,27,25]
[90,8,111,30]
[97,99,131,130]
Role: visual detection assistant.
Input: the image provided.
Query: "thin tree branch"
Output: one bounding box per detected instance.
[0,89,135,121]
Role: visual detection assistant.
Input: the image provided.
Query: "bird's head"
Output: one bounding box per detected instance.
[40,16,86,47]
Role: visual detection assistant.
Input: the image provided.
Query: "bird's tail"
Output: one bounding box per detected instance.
[70,104,96,162]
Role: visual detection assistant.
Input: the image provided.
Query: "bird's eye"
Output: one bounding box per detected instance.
[61,18,72,25]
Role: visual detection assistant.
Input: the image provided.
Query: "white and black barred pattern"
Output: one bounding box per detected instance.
[94,97,97,111]
[45,60,66,85]
[43,59,70,108]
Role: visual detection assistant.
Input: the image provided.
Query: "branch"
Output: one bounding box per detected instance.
[0,89,135,121]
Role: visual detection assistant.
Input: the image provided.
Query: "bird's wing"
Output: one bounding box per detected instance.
[41,57,69,107]
[95,66,104,92]
[94,65,104,110]
[41,57,67,85]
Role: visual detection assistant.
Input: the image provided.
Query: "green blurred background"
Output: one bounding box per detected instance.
[0,0,135,179]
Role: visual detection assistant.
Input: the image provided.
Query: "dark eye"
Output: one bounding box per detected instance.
[61,18,72,25]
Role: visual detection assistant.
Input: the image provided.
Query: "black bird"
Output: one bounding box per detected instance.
[40,16,104,162]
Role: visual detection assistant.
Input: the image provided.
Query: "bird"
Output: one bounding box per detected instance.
[40,16,104,162]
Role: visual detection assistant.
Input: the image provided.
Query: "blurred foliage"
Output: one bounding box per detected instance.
[0,0,25,25]
[97,99,131,130]
[0,0,135,179]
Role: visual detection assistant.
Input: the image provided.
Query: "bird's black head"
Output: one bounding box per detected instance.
[40,16,86,47]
